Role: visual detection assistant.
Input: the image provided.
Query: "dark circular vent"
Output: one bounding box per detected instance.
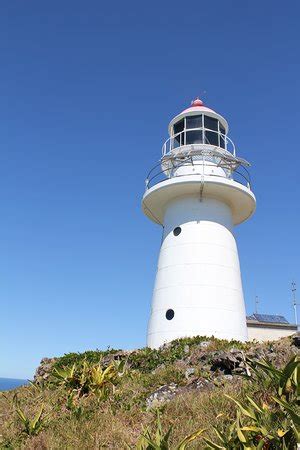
[166,309,174,320]
[173,227,182,236]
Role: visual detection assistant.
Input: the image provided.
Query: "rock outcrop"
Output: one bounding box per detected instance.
[34,357,57,384]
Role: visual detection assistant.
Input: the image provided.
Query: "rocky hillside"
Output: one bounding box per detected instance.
[0,335,299,449]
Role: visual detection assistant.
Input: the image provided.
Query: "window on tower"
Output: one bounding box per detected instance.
[204,115,218,131]
[219,124,226,148]
[173,119,184,148]
[205,130,219,146]
[173,227,182,236]
[186,114,202,129]
[203,116,221,147]
[166,309,174,320]
[186,130,203,145]
[173,119,184,135]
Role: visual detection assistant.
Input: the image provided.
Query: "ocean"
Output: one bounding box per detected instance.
[0,378,28,391]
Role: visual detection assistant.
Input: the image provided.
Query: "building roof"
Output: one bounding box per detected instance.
[168,97,229,135]
[180,97,216,115]
[246,313,290,324]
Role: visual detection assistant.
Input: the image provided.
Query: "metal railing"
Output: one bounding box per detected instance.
[145,158,251,191]
[162,128,236,157]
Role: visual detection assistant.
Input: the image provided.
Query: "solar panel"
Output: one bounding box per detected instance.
[253,314,289,324]
[246,315,256,320]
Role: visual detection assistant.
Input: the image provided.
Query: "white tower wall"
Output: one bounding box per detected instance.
[147,196,247,348]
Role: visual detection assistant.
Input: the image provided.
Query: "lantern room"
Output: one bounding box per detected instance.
[145,98,252,196]
[167,98,228,153]
[158,98,240,181]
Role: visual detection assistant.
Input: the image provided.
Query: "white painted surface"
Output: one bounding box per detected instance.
[172,157,228,178]
[147,196,248,348]
[247,325,297,342]
[143,103,256,349]
[143,175,256,226]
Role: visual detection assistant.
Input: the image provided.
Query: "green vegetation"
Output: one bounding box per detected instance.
[0,335,298,449]
[52,360,124,399]
[53,336,250,374]
[53,348,121,369]
[134,410,205,450]
[14,398,48,437]
[204,356,300,449]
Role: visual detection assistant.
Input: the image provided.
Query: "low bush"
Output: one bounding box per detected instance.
[204,355,300,449]
[53,347,121,369]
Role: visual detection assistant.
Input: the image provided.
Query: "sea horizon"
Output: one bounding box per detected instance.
[0,377,29,391]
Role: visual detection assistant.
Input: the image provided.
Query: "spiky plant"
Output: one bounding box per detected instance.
[134,409,205,449]
[14,396,48,437]
[203,355,300,449]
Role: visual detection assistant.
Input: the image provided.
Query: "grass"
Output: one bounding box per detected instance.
[0,335,298,449]
[0,379,243,449]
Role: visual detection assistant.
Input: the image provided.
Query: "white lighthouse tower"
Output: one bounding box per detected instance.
[142,98,256,348]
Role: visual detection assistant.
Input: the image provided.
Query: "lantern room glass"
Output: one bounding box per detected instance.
[172,115,226,150]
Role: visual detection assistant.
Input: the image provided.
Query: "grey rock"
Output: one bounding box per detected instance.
[102,350,132,367]
[292,334,300,348]
[223,374,233,380]
[198,341,211,349]
[246,349,265,361]
[210,350,247,374]
[185,367,195,378]
[233,367,246,374]
[146,377,214,408]
[230,348,244,360]
[146,383,178,409]
[151,363,166,374]
[159,341,172,351]
[34,357,57,383]
[213,374,235,385]
[183,377,213,391]
[184,344,190,354]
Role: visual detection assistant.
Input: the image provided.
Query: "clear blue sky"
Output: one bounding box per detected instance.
[0,1,299,379]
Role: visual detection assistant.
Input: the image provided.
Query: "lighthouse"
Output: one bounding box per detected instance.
[142,98,256,348]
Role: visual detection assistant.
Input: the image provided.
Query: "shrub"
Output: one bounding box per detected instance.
[134,409,205,449]
[53,348,120,369]
[52,336,249,375]
[52,360,122,399]
[128,336,248,373]
[14,396,48,436]
[204,355,300,449]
